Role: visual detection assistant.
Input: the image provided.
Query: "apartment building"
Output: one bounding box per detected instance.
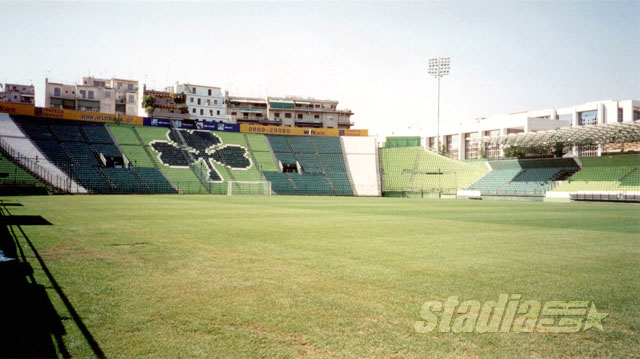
[175,83,227,123]
[226,96,269,125]
[138,84,189,120]
[0,83,35,105]
[45,77,139,115]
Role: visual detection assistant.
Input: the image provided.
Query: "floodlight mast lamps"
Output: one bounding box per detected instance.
[428,57,450,154]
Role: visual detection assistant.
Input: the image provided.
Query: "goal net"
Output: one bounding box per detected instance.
[227,181,272,196]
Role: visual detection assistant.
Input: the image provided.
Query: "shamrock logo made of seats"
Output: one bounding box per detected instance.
[150,129,252,182]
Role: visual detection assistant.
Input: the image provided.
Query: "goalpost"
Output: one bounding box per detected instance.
[227,181,272,196]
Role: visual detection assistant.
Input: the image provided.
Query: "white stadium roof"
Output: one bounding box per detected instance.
[477,122,640,146]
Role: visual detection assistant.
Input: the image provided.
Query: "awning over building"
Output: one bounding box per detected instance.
[477,122,640,146]
[77,100,100,108]
[230,98,266,104]
[269,100,295,109]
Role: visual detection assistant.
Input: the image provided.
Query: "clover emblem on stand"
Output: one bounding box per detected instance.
[150,129,252,183]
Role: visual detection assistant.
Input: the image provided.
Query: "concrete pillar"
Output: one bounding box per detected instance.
[597,103,605,125]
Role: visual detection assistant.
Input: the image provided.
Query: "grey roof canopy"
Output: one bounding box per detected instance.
[476,122,640,147]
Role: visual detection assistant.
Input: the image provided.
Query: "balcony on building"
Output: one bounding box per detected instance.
[77,99,100,112]
[49,97,76,110]
[20,94,35,104]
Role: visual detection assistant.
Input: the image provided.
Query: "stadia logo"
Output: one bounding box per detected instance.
[414,294,608,334]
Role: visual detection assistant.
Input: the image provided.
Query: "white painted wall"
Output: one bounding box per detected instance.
[342,136,380,196]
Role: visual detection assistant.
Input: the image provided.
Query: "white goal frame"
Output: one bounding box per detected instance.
[227,181,272,196]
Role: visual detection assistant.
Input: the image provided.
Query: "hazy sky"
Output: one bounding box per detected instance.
[1,1,638,137]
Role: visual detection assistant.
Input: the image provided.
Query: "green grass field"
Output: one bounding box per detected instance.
[2,195,639,358]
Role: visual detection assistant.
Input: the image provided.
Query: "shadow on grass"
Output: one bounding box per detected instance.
[0,201,106,359]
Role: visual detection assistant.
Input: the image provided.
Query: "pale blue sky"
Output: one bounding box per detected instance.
[1,1,638,137]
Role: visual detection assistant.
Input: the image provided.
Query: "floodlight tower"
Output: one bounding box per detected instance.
[428,57,450,153]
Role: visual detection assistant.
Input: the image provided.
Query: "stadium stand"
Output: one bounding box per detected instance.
[552,154,640,192]
[133,168,176,194]
[380,146,487,196]
[4,109,636,200]
[0,114,86,193]
[619,168,640,190]
[263,171,295,193]
[245,133,279,172]
[11,116,174,194]
[466,168,521,194]
[467,158,579,196]
[108,125,267,194]
[263,135,353,195]
[108,125,202,194]
[0,152,48,195]
[82,123,115,144]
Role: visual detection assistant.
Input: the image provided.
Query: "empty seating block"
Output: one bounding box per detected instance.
[92,144,122,158]
[134,168,176,193]
[16,118,171,194]
[287,137,315,153]
[263,171,295,194]
[314,137,342,154]
[51,123,85,142]
[101,167,145,193]
[296,154,322,172]
[161,167,207,194]
[550,154,640,192]
[253,152,278,172]
[267,135,291,153]
[465,158,580,195]
[619,169,640,190]
[210,146,251,169]
[215,132,248,147]
[107,125,141,145]
[36,140,71,169]
[71,167,112,193]
[82,124,114,144]
[327,172,353,195]
[246,134,271,152]
[499,168,567,195]
[265,135,353,196]
[467,169,522,194]
[134,126,171,146]
[380,147,418,192]
[0,153,44,187]
[289,173,332,195]
[120,145,157,168]
[17,117,56,141]
[381,146,489,194]
[62,142,100,166]
[319,154,346,172]
[275,153,296,166]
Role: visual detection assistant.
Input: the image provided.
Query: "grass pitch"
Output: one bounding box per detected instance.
[3,195,639,358]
